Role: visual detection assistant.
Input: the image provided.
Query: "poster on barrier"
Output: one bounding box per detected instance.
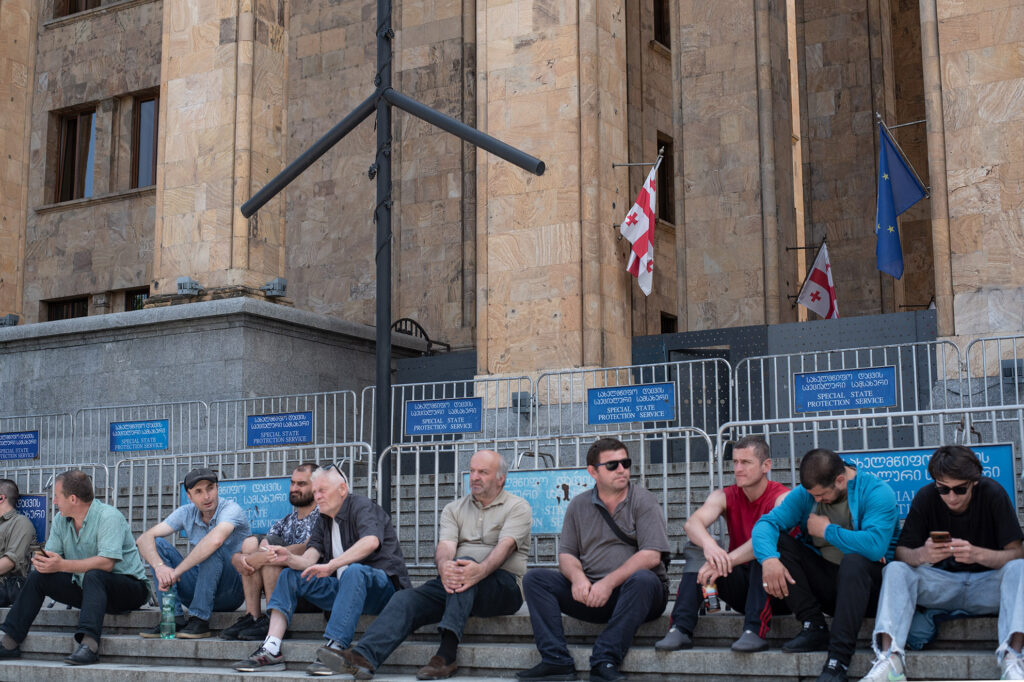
[0,431,38,460]
[179,478,292,535]
[246,412,314,447]
[794,366,898,413]
[843,443,1015,518]
[404,398,482,435]
[587,383,675,425]
[16,494,47,543]
[110,420,169,452]
[462,468,593,535]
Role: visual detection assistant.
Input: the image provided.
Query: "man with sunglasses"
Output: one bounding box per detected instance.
[752,448,900,682]
[860,445,1024,682]
[516,437,670,682]
[655,435,790,653]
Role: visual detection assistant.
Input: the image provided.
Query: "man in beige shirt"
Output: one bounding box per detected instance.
[0,480,37,606]
[331,449,532,680]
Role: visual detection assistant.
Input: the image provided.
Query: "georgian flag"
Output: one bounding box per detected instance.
[619,157,663,296]
[797,243,839,319]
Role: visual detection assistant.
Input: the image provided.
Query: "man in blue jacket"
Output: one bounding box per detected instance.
[752,449,899,682]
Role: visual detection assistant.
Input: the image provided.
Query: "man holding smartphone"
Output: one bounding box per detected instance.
[861,445,1024,682]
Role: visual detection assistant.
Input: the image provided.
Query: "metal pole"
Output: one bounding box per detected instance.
[374,0,394,512]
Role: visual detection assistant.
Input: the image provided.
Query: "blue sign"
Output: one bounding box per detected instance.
[794,366,898,413]
[587,383,675,425]
[462,468,593,534]
[246,412,314,447]
[110,420,169,452]
[16,494,47,543]
[843,443,1016,518]
[180,477,291,536]
[0,431,39,460]
[405,398,482,435]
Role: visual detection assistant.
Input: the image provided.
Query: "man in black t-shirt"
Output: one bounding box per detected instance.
[860,445,1024,682]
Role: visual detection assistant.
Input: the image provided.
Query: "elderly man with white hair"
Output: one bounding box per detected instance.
[232,464,410,676]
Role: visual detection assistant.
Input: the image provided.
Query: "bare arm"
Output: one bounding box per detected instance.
[0,556,15,576]
[33,551,115,574]
[172,522,236,577]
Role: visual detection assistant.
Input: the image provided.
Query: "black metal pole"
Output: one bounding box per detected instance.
[374,0,394,512]
[240,93,376,218]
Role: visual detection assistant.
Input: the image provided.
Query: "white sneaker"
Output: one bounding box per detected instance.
[1002,652,1024,680]
[860,652,906,682]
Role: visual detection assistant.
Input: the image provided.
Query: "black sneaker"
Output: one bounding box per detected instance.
[782,621,829,653]
[590,662,626,682]
[219,613,255,640]
[175,616,211,639]
[64,643,99,666]
[139,615,187,638]
[233,645,286,673]
[0,644,20,659]
[237,613,270,641]
[515,661,578,681]
[816,657,849,682]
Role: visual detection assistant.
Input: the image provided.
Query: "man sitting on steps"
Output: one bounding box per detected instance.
[654,435,790,653]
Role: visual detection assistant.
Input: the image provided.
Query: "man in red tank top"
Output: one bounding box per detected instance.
[654,435,790,653]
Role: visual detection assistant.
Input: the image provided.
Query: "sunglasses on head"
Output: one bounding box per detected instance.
[319,462,348,483]
[934,482,970,496]
[597,458,632,471]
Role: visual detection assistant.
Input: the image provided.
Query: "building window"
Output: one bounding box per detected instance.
[125,288,150,312]
[46,298,89,321]
[653,0,671,48]
[55,109,96,202]
[657,134,675,224]
[660,312,678,334]
[132,95,158,188]
[55,0,101,19]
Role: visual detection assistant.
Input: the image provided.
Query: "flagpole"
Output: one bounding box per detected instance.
[875,113,930,197]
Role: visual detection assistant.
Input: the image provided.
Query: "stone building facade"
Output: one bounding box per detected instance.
[1,0,1021,381]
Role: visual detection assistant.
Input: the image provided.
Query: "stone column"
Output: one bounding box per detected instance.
[152,0,288,299]
[0,0,37,319]
[474,0,630,375]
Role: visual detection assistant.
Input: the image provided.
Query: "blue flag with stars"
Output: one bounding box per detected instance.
[875,122,926,279]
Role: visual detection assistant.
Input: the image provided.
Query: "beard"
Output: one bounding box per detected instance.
[290,491,314,507]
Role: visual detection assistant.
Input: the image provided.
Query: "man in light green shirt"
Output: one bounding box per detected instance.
[0,470,150,666]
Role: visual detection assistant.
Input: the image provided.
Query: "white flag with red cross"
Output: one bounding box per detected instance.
[619,157,663,296]
[797,242,839,319]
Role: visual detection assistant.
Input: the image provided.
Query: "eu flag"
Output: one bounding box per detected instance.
[875,122,927,279]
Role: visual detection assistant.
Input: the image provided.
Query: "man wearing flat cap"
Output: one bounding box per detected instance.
[137,468,250,638]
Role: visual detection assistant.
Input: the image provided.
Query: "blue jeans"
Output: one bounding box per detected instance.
[354,568,523,669]
[522,567,667,669]
[872,558,1024,661]
[153,537,244,620]
[267,563,396,646]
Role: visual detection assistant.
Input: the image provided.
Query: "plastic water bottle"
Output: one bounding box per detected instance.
[160,590,177,639]
[702,582,721,613]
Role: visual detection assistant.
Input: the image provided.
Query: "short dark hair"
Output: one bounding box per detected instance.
[294,462,319,475]
[55,470,94,503]
[587,437,629,467]
[0,479,19,507]
[928,445,982,483]
[733,435,770,462]
[799,449,846,489]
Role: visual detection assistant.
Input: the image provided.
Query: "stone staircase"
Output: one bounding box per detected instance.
[0,600,1003,681]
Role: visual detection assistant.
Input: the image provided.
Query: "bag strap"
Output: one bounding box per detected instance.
[595,503,638,547]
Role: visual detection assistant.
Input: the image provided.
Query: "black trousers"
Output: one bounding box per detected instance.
[1,569,149,645]
[670,561,789,638]
[776,532,882,666]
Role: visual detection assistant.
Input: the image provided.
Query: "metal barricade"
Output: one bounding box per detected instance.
[112,442,374,546]
[0,462,110,539]
[733,341,963,432]
[208,391,360,452]
[73,401,209,467]
[534,359,731,449]
[361,376,535,448]
[965,334,1024,408]
[0,412,74,466]
[376,427,716,570]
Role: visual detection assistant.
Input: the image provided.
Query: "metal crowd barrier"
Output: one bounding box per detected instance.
[0,412,73,466]
[208,391,360,452]
[733,340,963,426]
[375,427,716,569]
[73,401,209,467]
[965,334,1024,408]
[0,462,111,540]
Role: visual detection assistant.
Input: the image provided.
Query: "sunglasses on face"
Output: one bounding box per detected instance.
[934,482,970,496]
[598,458,632,471]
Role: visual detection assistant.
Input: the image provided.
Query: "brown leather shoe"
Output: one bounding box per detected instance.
[417,655,458,680]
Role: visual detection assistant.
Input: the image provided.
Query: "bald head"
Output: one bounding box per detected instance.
[468,449,507,505]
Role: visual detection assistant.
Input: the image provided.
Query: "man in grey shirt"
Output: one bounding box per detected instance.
[516,438,670,682]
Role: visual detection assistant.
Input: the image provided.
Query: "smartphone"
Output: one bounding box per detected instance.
[930,531,951,544]
[34,549,47,557]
